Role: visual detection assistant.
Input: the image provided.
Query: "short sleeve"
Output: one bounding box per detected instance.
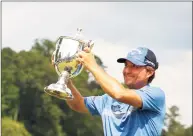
[84,94,107,116]
[136,87,165,113]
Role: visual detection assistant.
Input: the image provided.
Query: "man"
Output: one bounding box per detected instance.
[66,47,166,136]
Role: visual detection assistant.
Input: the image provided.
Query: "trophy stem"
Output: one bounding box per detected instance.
[44,71,73,100]
[57,71,70,85]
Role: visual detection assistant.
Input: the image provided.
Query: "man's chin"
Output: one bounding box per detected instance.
[126,83,136,89]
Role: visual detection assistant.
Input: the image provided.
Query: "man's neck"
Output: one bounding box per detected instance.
[128,81,148,90]
[136,81,149,89]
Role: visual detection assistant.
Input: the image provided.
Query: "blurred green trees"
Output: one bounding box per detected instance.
[2,117,31,136]
[2,39,103,136]
[162,106,192,136]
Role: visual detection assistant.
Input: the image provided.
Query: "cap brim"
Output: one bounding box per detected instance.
[117,57,146,66]
[117,58,127,63]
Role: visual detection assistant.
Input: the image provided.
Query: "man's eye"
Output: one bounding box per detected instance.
[133,65,139,68]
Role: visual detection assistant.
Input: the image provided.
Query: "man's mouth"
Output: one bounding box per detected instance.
[124,77,134,82]
[124,75,134,79]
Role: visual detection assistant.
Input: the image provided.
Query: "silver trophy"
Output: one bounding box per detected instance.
[44,28,94,100]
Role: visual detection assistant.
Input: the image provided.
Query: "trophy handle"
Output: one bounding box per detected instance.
[87,40,94,49]
[74,28,94,50]
[51,50,56,66]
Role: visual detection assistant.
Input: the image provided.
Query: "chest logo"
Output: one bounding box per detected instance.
[111,105,122,112]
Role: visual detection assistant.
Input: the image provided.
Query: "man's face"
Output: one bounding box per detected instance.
[123,61,153,89]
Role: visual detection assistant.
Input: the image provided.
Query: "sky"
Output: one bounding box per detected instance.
[2,2,192,127]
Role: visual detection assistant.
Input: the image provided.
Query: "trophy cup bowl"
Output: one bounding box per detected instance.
[44,29,94,100]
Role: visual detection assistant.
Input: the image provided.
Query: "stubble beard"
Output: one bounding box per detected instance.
[127,84,136,89]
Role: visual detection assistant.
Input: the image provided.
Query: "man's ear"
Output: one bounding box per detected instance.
[146,66,155,78]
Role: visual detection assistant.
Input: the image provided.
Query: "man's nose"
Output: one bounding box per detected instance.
[123,67,131,74]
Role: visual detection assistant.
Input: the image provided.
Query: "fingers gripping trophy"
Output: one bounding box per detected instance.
[44,28,94,100]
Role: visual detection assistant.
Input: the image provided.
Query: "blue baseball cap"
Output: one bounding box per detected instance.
[117,47,159,70]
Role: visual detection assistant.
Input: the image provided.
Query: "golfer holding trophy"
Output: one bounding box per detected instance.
[44,28,94,100]
[44,28,165,136]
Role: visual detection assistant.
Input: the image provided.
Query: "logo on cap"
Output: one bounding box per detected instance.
[130,49,142,56]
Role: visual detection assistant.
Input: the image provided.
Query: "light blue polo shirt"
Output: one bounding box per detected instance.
[84,85,166,136]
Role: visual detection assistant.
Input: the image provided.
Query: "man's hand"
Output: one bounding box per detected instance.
[76,47,99,72]
[66,79,73,88]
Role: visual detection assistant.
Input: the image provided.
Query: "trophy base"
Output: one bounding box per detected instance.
[44,83,73,100]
